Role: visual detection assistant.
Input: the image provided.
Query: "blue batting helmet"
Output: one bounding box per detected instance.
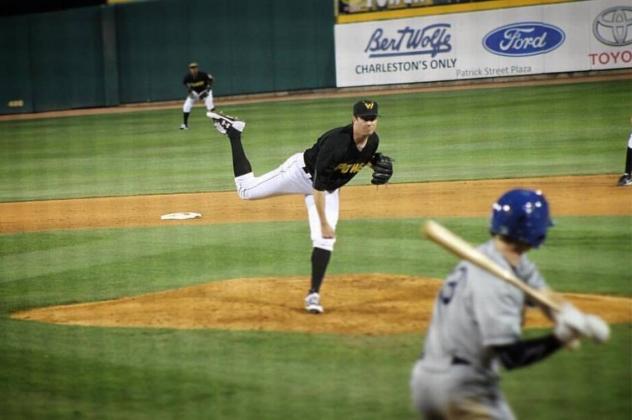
[490,189,553,248]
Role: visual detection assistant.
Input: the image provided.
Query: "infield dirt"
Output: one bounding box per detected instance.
[12,274,632,335]
[7,173,632,334]
[1,174,630,234]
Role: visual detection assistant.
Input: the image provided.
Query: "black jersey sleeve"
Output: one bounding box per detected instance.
[493,334,562,370]
[312,136,344,191]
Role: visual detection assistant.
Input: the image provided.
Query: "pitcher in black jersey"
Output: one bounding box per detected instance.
[180,62,215,130]
[207,100,393,314]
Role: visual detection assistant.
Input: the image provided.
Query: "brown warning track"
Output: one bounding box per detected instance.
[12,274,632,335]
[1,174,630,234]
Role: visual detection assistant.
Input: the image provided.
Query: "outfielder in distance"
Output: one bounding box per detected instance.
[207,100,393,314]
[616,116,632,186]
[411,189,609,419]
[180,62,215,130]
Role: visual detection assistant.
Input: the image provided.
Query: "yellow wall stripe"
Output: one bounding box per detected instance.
[336,0,575,24]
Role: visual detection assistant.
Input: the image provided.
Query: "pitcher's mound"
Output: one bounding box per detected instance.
[12,274,632,335]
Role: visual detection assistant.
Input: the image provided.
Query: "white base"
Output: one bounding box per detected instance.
[160,212,202,220]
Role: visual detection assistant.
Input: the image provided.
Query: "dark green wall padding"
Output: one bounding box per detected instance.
[0,0,335,114]
[0,16,34,113]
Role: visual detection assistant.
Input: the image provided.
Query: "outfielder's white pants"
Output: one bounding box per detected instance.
[183,91,214,112]
[234,153,339,251]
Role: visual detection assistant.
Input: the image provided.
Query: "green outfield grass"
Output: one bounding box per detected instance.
[1,217,630,313]
[1,80,631,419]
[1,321,628,420]
[1,217,630,419]
[1,80,631,201]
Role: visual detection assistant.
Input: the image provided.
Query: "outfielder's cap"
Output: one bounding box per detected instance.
[353,100,379,118]
[188,62,199,68]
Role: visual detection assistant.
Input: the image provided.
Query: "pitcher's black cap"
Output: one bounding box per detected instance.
[353,100,378,118]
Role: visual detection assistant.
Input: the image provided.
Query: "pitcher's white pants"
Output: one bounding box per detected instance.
[183,91,214,112]
[234,153,339,251]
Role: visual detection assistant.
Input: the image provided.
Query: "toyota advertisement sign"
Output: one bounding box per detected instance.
[334,0,632,87]
[593,6,632,47]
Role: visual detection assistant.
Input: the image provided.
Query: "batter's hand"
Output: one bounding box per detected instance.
[554,303,587,344]
[584,314,610,343]
[321,223,335,239]
[554,303,610,345]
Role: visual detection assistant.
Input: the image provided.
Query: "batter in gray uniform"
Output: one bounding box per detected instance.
[410,189,609,419]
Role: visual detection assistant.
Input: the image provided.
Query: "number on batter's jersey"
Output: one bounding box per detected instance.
[439,266,466,305]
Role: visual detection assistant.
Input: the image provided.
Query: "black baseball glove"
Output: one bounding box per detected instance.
[370,153,393,185]
[199,89,210,100]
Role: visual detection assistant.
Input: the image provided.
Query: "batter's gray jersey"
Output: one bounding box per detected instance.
[411,240,548,418]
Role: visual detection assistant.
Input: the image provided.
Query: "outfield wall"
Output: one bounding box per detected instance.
[3,0,630,114]
[0,0,335,114]
[335,0,632,87]
[0,8,107,114]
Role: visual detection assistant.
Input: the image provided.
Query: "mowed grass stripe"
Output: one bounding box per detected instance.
[0,80,630,201]
[1,217,629,315]
[0,213,629,419]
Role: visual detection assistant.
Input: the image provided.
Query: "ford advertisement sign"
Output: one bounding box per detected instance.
[483,22,565,57]
[335,0,632,88]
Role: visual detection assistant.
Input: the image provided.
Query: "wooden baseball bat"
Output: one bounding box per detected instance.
[422,220,561,312]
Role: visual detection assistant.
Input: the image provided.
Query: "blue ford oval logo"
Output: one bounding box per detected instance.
[483,22,565,57]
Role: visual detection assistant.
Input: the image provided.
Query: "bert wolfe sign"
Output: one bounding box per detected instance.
[334,0,632,87]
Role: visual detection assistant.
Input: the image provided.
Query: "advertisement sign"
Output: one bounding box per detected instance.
[334,0,632,87]
[338,0,433,15]
[482,22,566,57]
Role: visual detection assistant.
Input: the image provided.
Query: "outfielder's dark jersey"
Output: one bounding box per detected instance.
[182,71,213,93]
[303,124,379,192]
